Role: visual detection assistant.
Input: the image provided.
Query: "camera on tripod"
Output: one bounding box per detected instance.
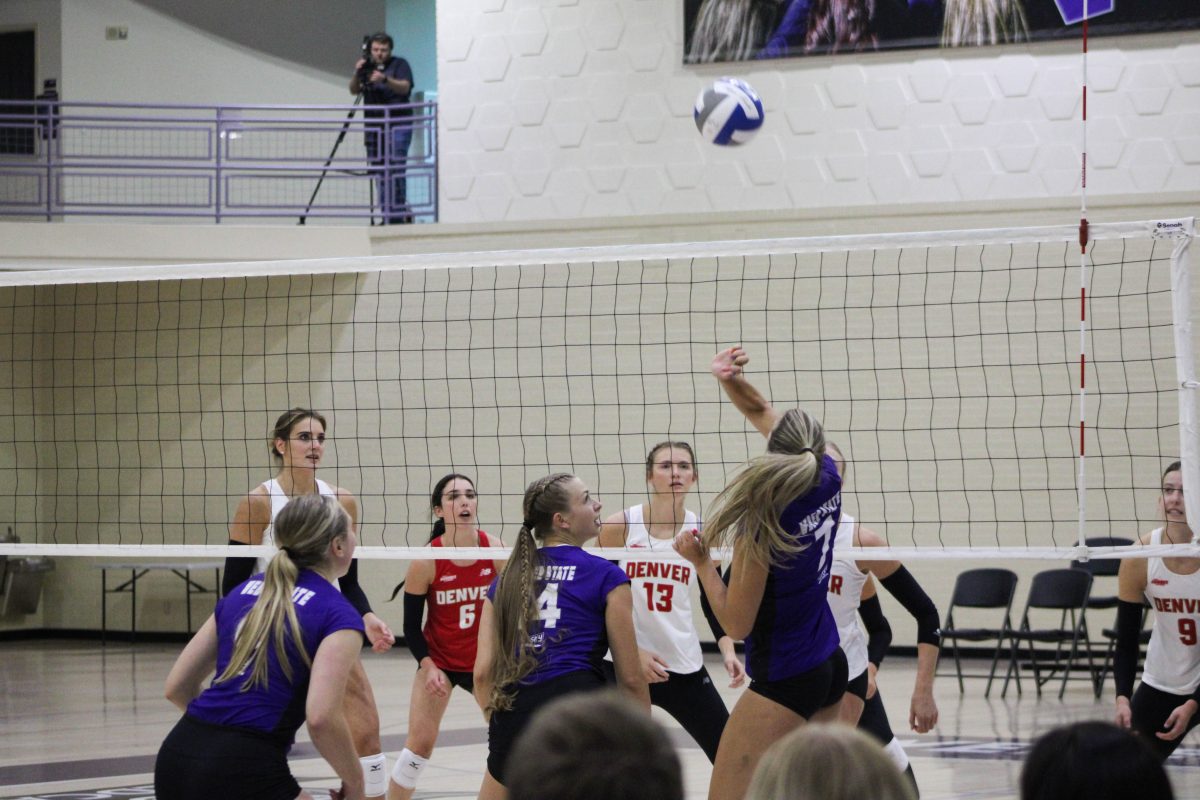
[356,35,380,88]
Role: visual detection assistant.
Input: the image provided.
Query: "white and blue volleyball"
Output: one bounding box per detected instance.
[693,77,764,146]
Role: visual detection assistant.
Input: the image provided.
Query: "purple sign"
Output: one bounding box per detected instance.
[1054,0,1116,26]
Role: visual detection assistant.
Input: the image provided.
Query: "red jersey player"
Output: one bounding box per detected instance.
[387,474,504,800]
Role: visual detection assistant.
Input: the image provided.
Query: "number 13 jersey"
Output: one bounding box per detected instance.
[425,530,496,672]
[619,504,704,674]
[1142,527,1200,695]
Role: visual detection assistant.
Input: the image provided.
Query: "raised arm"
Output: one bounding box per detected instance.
[712,346,782,439]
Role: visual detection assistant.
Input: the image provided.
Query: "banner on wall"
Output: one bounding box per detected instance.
[683,0,1200,64]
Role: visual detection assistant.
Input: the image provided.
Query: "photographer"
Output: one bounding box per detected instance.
[350,32,414,225]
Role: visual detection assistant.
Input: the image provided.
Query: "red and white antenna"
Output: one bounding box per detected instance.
[1076,0,1090,551]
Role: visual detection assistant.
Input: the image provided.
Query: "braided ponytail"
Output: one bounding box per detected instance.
[485,473,574,713]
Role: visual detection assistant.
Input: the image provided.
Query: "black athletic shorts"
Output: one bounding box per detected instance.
[845,667,869,701]
[445,668,474,692]
[487,670,604,784]
[1131,681,1200,761]
[155,714,299,800]
[748,647,848,719]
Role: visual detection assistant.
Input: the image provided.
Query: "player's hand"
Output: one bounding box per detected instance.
[1158,699,1198,741]
[354,57,367,71]
[724,652,746,688]
[711,346,749,381]
[422,661,450,698]
[370,69,386,84]
[909,688,938,733]
[865,662,879,699]
[1114,696,1133,729]
[641,649,670,683]
[672,529,707,567]
[363,613,395,653]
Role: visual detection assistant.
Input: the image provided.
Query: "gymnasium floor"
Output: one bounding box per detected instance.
[2,641,1199,799]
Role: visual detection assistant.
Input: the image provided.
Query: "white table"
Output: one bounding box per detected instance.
[95,561,223,645]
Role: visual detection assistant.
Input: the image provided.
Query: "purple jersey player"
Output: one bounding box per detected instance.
[473,473,650,799]
[674,346,846,800]
[156,494,367,800]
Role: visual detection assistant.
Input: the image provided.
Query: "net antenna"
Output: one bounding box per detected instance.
[1076,0,1090,554]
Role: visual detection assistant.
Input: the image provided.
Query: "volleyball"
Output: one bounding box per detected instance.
[693,77,764,146]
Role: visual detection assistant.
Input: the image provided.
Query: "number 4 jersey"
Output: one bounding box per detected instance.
[488,544,630,687]
[425,530,497,673]
[1142,527,1200,695]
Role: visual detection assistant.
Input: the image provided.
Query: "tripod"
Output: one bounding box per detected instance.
[299,91,368,225]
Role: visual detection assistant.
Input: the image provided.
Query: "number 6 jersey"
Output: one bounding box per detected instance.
[425,530,496,673]
[1142,527,1200,695]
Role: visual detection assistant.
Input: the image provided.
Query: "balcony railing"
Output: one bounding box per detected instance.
[0,99,437,223]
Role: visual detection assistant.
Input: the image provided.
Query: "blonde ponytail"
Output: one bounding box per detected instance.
[703,408,828,567]
[216,494,348,690]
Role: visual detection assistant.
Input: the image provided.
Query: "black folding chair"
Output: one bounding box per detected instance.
[1003,568,1095,699]
[938,568,1019,696]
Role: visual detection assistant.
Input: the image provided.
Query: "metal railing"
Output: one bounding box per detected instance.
[0,99,437,223]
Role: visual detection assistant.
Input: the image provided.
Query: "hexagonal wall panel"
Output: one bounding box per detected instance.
[543,29,588,78]
[473,35,512,83]
[584,3,624,51]
[436,0,1195,223]
[510,7,549,57]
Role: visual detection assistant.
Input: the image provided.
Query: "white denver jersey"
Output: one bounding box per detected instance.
[256,478,337,574]
[617,504,704,674]
[1142,527,1200,695]
[828,513,870,680]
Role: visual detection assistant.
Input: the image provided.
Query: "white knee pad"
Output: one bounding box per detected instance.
[884,737,910,772]
[391,748,430,790]
[360,753,387,797]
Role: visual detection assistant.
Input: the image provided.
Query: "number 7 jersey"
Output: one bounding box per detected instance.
[1142,527,1200,695]
[425,530,497,673]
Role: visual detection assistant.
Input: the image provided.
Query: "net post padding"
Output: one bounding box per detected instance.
[1168,221,1200,537]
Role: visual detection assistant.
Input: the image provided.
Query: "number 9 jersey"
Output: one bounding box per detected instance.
[1142,527,1200,695]
[424,530,497,673]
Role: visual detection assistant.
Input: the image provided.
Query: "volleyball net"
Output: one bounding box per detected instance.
[0,218,1195,562]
